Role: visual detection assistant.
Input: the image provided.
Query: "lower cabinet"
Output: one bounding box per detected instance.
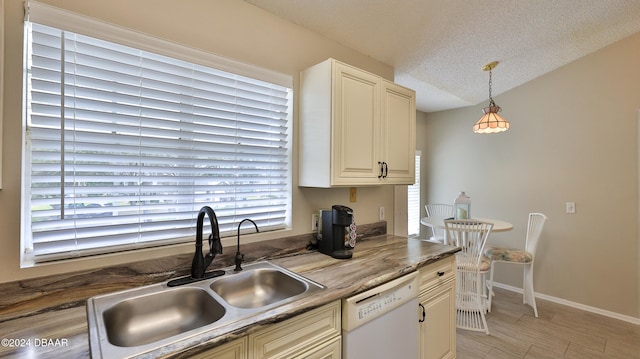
[195,300,341,359]
[419,256,456,359]
[249,300,341,358]
[292,336,341,359]
[191,337,247,359]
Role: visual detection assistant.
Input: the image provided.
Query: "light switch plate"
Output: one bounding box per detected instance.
[566,202,576,214]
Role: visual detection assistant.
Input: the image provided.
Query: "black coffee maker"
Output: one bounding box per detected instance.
[319,205,353,259]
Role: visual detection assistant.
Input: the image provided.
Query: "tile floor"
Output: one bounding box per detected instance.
[456,288,640,358]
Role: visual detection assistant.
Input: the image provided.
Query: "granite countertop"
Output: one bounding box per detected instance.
[0,234,458,358]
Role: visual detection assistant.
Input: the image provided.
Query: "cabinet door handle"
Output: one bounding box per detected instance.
[437,271,445,277]
[383,162,388,178]
[377,161,384,178]
[418,303,426,323]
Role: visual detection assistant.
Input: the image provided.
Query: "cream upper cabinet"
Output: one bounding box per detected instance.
[299,58,416,187]
[331,61,381,185]
[381,80,416,183]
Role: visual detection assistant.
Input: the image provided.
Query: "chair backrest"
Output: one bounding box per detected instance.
[525,213,547,256]
[445,219,493,268]
[425,204,454,239]
[425,203,454,218]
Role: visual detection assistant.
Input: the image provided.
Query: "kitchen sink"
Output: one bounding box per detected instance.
[103,287,226,347]
[87,261,324,358]
[210,263,313,308]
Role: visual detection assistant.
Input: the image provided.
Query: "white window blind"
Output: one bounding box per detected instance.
[23,21,291,262]
[408,151,421,236]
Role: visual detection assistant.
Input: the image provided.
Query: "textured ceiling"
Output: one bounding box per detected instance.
[244,0,640,112]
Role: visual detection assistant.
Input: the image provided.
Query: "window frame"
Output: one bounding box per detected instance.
[20,1,293,265]
[408,150,421,237]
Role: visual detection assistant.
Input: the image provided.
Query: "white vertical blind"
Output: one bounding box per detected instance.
[408,151,421,236]
[24,21,291,261]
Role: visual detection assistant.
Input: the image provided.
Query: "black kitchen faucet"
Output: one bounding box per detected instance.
[191,205,223,279]
[167,205,224,286]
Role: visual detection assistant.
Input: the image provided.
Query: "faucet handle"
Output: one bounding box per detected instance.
[208,234,223,254]
[234,251,244,272]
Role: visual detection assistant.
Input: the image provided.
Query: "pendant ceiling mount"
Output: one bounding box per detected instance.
[482,61,498,72]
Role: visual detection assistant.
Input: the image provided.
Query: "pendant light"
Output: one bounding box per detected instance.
[473,61,510,134]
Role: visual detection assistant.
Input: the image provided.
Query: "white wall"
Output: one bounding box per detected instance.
[418,32,640,318]
[0,0,397,283]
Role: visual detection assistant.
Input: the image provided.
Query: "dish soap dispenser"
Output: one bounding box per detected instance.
[454,191,471,219]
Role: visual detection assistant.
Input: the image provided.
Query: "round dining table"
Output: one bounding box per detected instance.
[420,215,513,244]
[421,216,513,231]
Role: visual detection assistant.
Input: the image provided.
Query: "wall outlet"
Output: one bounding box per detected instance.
[566,202,576,214]
[379,206,385,220]
[311,213,319,231]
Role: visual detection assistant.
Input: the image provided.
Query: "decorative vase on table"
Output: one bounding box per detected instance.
[454,191,471,219]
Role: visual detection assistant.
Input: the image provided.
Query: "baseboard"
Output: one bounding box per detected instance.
[491,282,640,325]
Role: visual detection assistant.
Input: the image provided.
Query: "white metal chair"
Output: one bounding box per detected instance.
[485,213,547,317]
[425,203,454,243]
[445,219,493,334]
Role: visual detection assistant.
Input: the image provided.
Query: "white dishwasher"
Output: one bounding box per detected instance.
[342,271,419,359]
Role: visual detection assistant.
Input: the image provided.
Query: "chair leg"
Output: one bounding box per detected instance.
[523,263,538,317]
[487,263,495,312]
[477,273,489,334]
[456,269,489,334]
[428,236,445,244]
[480,270,490,313]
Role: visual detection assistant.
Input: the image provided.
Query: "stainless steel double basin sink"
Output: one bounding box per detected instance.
[86,261,325,358]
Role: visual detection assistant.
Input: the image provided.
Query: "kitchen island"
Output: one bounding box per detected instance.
[0,233,458,358]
